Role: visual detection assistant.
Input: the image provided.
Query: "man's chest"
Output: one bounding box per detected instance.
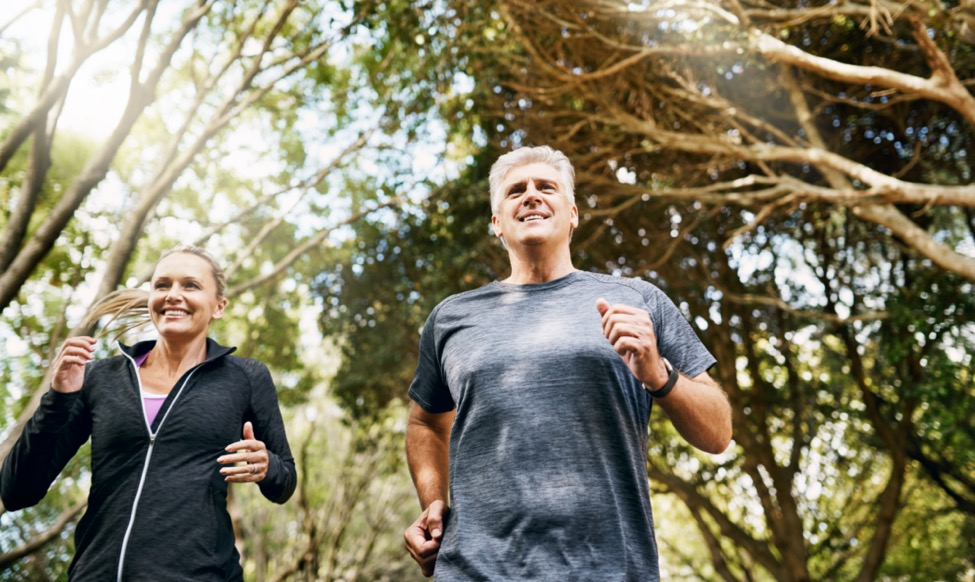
[438,300,626,404]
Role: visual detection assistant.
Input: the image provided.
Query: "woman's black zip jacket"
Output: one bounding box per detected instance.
[1,338,297,581]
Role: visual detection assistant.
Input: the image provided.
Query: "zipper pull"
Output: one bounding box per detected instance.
[149,434,156,446]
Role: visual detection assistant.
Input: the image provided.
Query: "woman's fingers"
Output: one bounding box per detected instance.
[51,337,96,393]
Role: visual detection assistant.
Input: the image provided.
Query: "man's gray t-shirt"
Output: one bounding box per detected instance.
[409,271,716,581]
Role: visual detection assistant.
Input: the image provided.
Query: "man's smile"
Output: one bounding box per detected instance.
[518,211,549,222]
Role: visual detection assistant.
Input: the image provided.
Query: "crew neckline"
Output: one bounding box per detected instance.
[492,270,584,291]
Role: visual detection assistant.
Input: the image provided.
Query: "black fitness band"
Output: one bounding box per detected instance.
[645,358,679,399]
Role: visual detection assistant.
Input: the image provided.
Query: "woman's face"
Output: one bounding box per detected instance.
[148,252,227,343]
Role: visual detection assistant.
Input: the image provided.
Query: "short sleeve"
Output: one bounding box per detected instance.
[407,304,456,413]
[646,287,716,377]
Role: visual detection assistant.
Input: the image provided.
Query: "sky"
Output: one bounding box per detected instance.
[2,3,128,137]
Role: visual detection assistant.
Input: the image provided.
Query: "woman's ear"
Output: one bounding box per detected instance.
[212,297,228,320]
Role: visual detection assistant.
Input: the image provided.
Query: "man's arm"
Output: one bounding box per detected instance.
[596,298,732,454]
[404,401,455,577]
[406,401,454,507]
[650,370,731,454]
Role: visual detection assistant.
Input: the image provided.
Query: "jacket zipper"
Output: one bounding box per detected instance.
[116,351,202,582]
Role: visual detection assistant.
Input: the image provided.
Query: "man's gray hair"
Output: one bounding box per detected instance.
[488,146,576,214]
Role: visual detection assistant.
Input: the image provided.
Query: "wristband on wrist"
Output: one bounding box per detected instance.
[644,358,679,399]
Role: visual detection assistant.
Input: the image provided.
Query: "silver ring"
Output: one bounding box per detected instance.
[250,464,257,474]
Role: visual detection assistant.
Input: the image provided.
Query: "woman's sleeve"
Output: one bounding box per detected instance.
[247,361,297,504]
[1,388,92,510]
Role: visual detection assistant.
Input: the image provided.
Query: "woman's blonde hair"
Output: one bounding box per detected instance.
[82,246,227,339]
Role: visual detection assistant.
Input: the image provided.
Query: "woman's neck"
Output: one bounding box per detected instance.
[146,336,208,376]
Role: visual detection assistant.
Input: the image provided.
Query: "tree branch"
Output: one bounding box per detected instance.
[650,466,784,577]
[749,25,975,127]
[0,501,87,569]
[0,0,213,313]
[0,0,150,174]
[226,197,403,297]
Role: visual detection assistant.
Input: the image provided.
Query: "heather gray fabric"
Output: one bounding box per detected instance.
[409,271,716,581]
[1,338,296,581]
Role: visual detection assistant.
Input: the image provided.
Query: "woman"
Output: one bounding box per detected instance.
[0,246,297,581]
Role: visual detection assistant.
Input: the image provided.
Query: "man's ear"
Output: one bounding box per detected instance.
[570,204,579,229]
[491,215,508,250]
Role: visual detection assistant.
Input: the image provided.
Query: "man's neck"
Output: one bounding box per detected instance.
[503,248,576,285]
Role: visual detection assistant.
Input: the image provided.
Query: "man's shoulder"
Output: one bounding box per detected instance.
[574,270,661,296]
[433,282,499,310]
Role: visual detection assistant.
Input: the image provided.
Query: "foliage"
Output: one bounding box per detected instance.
[316,156,504,417]
[0,0,449,577]
[232,396,423,581]
[3,0,975,580]
[318,0,975,580]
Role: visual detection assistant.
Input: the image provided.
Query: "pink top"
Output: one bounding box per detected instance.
[136,352,166,425]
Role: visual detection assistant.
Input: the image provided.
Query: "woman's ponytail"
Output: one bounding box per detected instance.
[81,289,151,340]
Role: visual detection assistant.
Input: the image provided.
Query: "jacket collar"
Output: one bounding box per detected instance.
[118,338,236,362]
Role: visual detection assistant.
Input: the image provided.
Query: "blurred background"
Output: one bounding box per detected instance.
[1,0,973,580]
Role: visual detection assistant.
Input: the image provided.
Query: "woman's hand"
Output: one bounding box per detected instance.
[218,421,269,483]
[51,336,96,393]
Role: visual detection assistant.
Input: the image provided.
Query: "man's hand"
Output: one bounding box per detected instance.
[596,298,669,390]
[404,500,449,577]
[597,299,733,453]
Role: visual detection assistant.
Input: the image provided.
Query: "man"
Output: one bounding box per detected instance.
[403,145,732,580]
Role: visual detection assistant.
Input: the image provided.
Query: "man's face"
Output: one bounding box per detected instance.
[491,162,578,250]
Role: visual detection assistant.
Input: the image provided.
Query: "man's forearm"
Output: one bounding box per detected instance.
[654,371,732,454]
[407,428,449,508]
[406,403,454,508]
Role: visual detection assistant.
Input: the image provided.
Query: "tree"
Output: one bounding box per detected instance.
[460,1,975,578]
[322,0,975,579]
[0,0,446,576]
[232,393,421,581]
[482,0,975,280]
